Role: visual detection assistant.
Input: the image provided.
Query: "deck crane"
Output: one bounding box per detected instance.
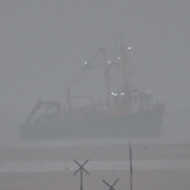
[64,38,131,112]
[100,36,132,107]
[64,47,112,111]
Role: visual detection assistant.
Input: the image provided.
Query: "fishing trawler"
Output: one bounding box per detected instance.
[19,39,165,140]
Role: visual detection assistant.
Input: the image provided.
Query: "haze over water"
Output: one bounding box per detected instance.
[0,1,190,189]
[0,0,190,145]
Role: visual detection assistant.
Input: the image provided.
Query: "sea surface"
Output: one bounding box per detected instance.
[0,138,190,190]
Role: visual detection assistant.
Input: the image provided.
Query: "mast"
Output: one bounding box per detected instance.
[100,47,112,107]
[119,34,130,93]
[67,88,72,115]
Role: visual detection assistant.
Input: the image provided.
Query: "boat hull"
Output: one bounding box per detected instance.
[19,103,165,140]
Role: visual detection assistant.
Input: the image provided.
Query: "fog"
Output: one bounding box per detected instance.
[0,2,190,189]
[0,0,190,144]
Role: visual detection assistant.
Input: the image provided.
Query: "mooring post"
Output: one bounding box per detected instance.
[73,159,90,190]
[129,142,133,190]
[102,178,119,190]
[80,167,83,190]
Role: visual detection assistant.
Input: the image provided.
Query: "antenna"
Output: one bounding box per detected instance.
[129,143,133,190]
[102,178,119,190]
[73,159,90,190]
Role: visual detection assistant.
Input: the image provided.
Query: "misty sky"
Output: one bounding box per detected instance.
[0,0,190,142]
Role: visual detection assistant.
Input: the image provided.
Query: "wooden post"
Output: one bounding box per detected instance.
[129,143,133,190]
[102,178,119,190]
[73,159,90,190]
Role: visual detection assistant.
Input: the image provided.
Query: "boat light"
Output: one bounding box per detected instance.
[107,61,111,64]
[120,92,125,96]
[128,47,132,50]
[84,61,88,65]
[111,92,118,96]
